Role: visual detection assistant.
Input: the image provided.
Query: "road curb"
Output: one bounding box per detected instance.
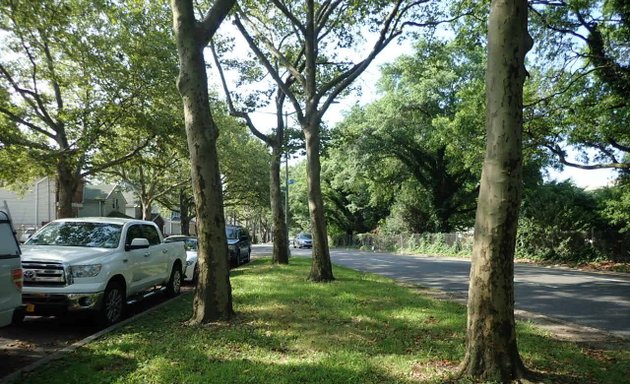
[1,291,190,384]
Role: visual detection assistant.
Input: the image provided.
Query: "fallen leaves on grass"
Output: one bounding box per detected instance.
[409,359,459,381]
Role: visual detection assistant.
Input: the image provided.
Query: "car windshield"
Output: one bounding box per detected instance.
[184,238,197,251]
[25,222,123,248]
[299,233,312,239]
[225,227,239,240]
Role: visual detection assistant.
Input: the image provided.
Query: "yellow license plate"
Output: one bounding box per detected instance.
[25,303,35,313]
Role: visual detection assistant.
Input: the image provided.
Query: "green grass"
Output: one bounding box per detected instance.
[15,258,630,384]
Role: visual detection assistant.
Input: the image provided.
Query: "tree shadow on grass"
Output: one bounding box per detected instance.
[14,258,629,384]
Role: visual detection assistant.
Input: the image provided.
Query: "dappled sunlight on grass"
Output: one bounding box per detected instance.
[13,258,630,384]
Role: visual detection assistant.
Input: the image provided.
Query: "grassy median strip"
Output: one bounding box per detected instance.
[15,258,630,384]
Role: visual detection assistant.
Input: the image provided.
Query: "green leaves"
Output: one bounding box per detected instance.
[326,38,485,234]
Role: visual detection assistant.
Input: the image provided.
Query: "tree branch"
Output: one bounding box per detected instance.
[196,0,237,47]
[235,10,306,87]
[81,137,155,177]
[0,105,56,139]
[544,143,629,170]
[270,0,307,36]
[209,40,272,145]
[233,15,304,121]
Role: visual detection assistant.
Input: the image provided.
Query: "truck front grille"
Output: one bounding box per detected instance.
[22,261,67,287]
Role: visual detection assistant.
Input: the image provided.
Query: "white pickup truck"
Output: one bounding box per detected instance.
[19,217,186,325]
[0,210,22,328]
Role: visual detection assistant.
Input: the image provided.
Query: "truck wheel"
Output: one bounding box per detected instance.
[98,281,125,326]
[12,308,25,325]
[166,264,182,297]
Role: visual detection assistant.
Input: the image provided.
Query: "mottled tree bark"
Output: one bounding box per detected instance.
[459,0,532,382]
[141,198,153,221]
[56,161,79,219]
[171,0,235,323]
[303,0,333,282]
[305,124,333,282]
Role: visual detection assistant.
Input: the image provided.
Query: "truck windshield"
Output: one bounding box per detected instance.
[25,222,123,248]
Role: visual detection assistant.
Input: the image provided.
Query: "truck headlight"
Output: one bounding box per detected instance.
[69,264,102,278]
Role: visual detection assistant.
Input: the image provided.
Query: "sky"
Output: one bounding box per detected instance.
[546,166,616,190]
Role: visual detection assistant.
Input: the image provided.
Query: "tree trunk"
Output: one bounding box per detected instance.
[271,146,289,264]
[179,189,191,236]
[142,197,152,220]
[459,0,532,382]
[171,0,234,323]
[304,125,334,282]
[56,161,78,219]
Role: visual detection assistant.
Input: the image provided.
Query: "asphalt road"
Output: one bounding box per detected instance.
[283,245,630,339]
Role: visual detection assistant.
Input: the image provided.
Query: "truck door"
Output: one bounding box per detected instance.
[124,224,153,292]
[142,224,168,285]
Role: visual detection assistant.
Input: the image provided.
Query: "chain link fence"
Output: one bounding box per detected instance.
[331,229,629,262]
[332,232,475,256]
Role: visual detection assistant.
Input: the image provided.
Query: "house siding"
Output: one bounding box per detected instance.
[0,177,56,231]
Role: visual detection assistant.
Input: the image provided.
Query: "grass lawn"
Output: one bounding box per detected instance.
[14,258,630,384]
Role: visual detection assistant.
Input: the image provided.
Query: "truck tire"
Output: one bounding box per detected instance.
[98,281,125,326]
[166,263,182,297]
[12,307,25,325]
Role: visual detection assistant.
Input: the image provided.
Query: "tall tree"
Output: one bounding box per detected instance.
[234,0,447,281]
[170,0,236,323]
[459,0,533,382]
[212,41,293,264]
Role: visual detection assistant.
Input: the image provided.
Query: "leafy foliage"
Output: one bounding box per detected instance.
[215,108,271,211]
[331,39,485,233]
[597,173,630,232]
[516,181,626,262]
[0,0,178,215]
[526,0,630,171]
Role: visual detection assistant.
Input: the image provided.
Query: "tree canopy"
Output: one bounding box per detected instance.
[0,0,177,216]
[331,39,485,233]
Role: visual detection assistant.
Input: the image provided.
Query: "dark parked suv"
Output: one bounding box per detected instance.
[226,225,251,266]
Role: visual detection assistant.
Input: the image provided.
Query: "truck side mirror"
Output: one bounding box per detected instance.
[126,238,150,251]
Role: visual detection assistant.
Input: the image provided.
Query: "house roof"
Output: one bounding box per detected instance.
[106,211,134,219]
[122,191,139,207]
[83,184,124,201]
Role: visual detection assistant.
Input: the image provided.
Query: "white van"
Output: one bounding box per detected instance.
[0,210,22,327]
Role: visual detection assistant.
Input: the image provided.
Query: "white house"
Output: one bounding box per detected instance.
[1,179,172,237]
[0,177,56,237]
